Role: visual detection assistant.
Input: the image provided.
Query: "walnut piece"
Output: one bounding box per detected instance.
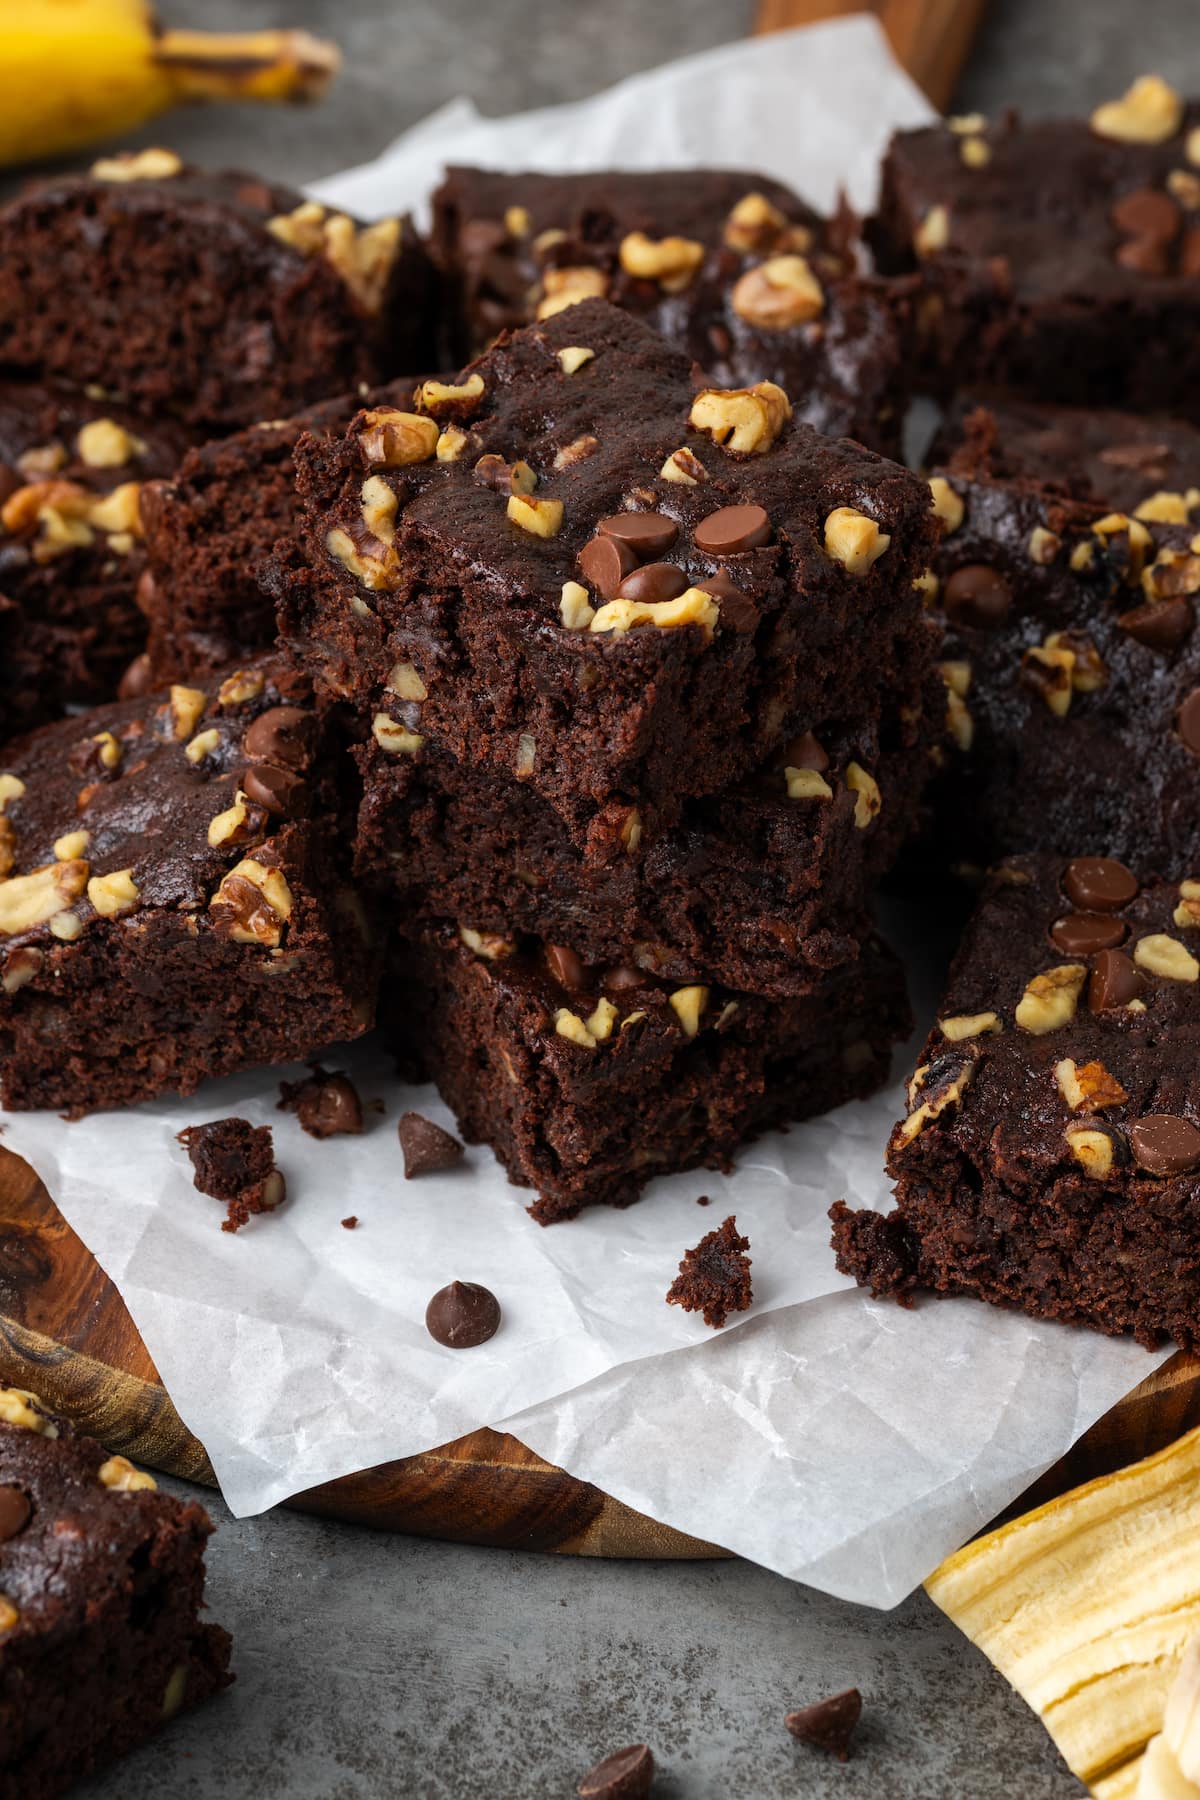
[415,374,486,416]
[372,713,424,755]
[588,588,719,639]
[218,669,265,707]
[618,230,705,290]
[91,147,182,181]
[1091,75,1183,144]
[785,767,833,800]
[939,1011,1001,1041]
[357,408,438,467]
[1055,1057,1128,1114]
[724,190,790,252]
[536,266,608,319]
[897,1053,975,1143]
[209,858,293,947]
[559,581,595,630]
[824,507,891,573]
[1134,933,1200,981]
[0,860,89,937]
[168,685,207,742]
[731,255,824,329]
[660,447,708,486]
[557,346,595,374]
[0,1387,58,1435]
[507,493,563,538]
[87,869,139,917]
[845,762,881,828]
[1066,1125,1116,1180]
[1014,963,1087,1033]
[669,985,710,1037]
[98,1454,157,1492]
[689,381,791,455]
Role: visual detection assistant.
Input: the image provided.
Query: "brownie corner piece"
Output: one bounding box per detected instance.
[389,923,910,1224]
[835,853,1200,1349]
[0,1393,231,1798]
[0,655,378,1113]
[0,156,437,429]
[288,296,939,835]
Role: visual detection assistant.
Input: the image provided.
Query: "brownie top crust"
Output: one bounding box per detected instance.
[877,79,1200,302]
[892,853,1200,1188]
[298,295,936,657]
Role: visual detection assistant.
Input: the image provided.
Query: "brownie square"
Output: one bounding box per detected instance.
[922,469,1200,873]
[833,853,1200,1349]
[0,152,437,432]
[390,925,911,1223]
[0,378,192,735]
[0,1394,230,1800]
[933,391,1200,514]
[432,166,915,453]
[0,655,378,1114]
[284,298,939,847]
[355,692,934,1000]
[871,78,1200,411]
[138,378,423,685]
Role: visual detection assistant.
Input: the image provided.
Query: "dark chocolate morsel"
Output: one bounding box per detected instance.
[942,563,1013,630]
[577,1742,655,1799]
[0,1484,31,1543]
[616,562,688,605]
[1178,688,1200,755]
[399,1111,464,1178]
[578,533,637,600]
[603,964,646,992]
[693,503,771,554]
[545,942,587,991]
[294,1073,363,1139]
[1062,857,1138,912]
[1051,912,1128,955]
[779,730,829,772]
[1088,948,1145,1012]
[784,1687,863,1762]
[242,705,314,769]
[1129,1114,1200,1177]
[597,511,678,557]
[424,1280,501,1348]
[698,568,758,632]
[1117,596,1194,653]
[1109,187,1181,242]
[118,651,154,701]
[241,762,307,817]
[1116,236,1170,276]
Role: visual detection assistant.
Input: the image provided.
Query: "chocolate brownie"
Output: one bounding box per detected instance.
[285,298,939,846]
[138,378,423,685]
[389,924,911,1223]
[0,150,436,432]
[921,470,1200,872]
[0,655,377,1114]
[178,1117,286,1232]
[870,78,1200,411]
[665,1214,753,1328]
[933,392,1200,514]
[432,166,914,453]
[0,1389,230,1800]
[0,378,192,735]
[833,854,1200,1350]
[355,698,935,999]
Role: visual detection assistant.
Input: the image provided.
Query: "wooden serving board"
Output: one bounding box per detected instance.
[0,1141,1198,1556]
[755,0,992,111]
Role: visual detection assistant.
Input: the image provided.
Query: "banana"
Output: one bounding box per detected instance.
[0,0,339,169]
[925,1424,1200,1796]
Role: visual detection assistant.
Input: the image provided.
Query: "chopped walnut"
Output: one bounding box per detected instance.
[914,204,950,257]
[209,858,293,947]
[386,661,427,702]
[660,446,708,486]
[824,506,891,573]
[1133,933,1200,981]
[1022,642,1076,717]
[91,147,182,180]
[168,685,207,742]
[1173,879,1200,928]
[731,255,824,329]
[536,265,608,319]
[689,381,791,455]
[268,203,401,313]
[845,762,881,828]
[897,1052,975,1144]
[1055,1057,1128,1114]
[372,713,424,755]
[559,580,595,629]
[618,230,705,290]
[459,926,514,960]
[357,408,438,466]
[554,1007,597,1049]
[1091,75,1183,144]
[928,476,964,534]
[557,346,594,374]
[785,767,833,800]
[87,869,139,917]
[669,985,710,1037]
[415,374,486,416]
[939,1011,1000,1041]
[724,190,789,253]
[1014,963,1087,1033]
[98,1454,157,1492]
[218,669,265,707]
[507,493,563,538]
[76,418,144,469]
[0,860,89,936]
[589,588,719,639]
[0,1387,58,1435]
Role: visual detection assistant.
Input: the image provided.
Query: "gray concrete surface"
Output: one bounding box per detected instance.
[20,1,1200,1794]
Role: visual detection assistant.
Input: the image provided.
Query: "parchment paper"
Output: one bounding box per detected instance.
[0,18,1167,1608]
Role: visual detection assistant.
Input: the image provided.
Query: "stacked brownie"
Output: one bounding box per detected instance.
[283,296,940,1216]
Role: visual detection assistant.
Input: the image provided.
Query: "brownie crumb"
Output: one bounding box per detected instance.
[785,1687,863,1761]
[577,1742,655,1798]
[696,1194,710,1206]
[666,1215,752,1329]
[177,1118,286,1234]
[399,1111,464,1178]
[341,1216,358,1231]
[829,1201,919,1302]
[279,1066,364,1138]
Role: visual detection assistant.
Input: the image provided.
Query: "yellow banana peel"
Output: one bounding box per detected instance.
[0,0,340,168]
[925,1424,1200,1797]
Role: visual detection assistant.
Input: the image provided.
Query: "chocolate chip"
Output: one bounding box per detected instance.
[1062,857,1138,912]
[577,1743,655,1799]
[545,942,587,991]
[597,511,678,557]
[243,705,314,769]
[578,533,637,600]
[424,1280,501,1348]
[1088,948,1146,1012]
[399,1111,464,1178]
[241,763,307,817]
[286,1072,363,1139]
[1051,912,1128,955]
[942,564,1013,630]
[1130,1114,1200,1176]
[1117,237,1171,276]
[693,503,771,554]
[617,563,688,605]
[699,568,758,632]
[1110,187,1181,242]
[118,651,154,701]
[603,964,646,992]
[1117,596,1194,652]
[340,1215,358,1229]
[779,730,829,772]
[785,1687,863,1762]
[1178,688,1200,755]
[0,1485,31,1543]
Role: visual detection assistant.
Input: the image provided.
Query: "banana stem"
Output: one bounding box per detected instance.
[152,27,340,104]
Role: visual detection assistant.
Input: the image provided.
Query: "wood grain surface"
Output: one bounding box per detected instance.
[755,0,991,110]
[0,1140,1196,1558]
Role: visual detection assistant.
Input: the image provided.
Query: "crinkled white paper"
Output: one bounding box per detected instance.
[0,20,1167,1607]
